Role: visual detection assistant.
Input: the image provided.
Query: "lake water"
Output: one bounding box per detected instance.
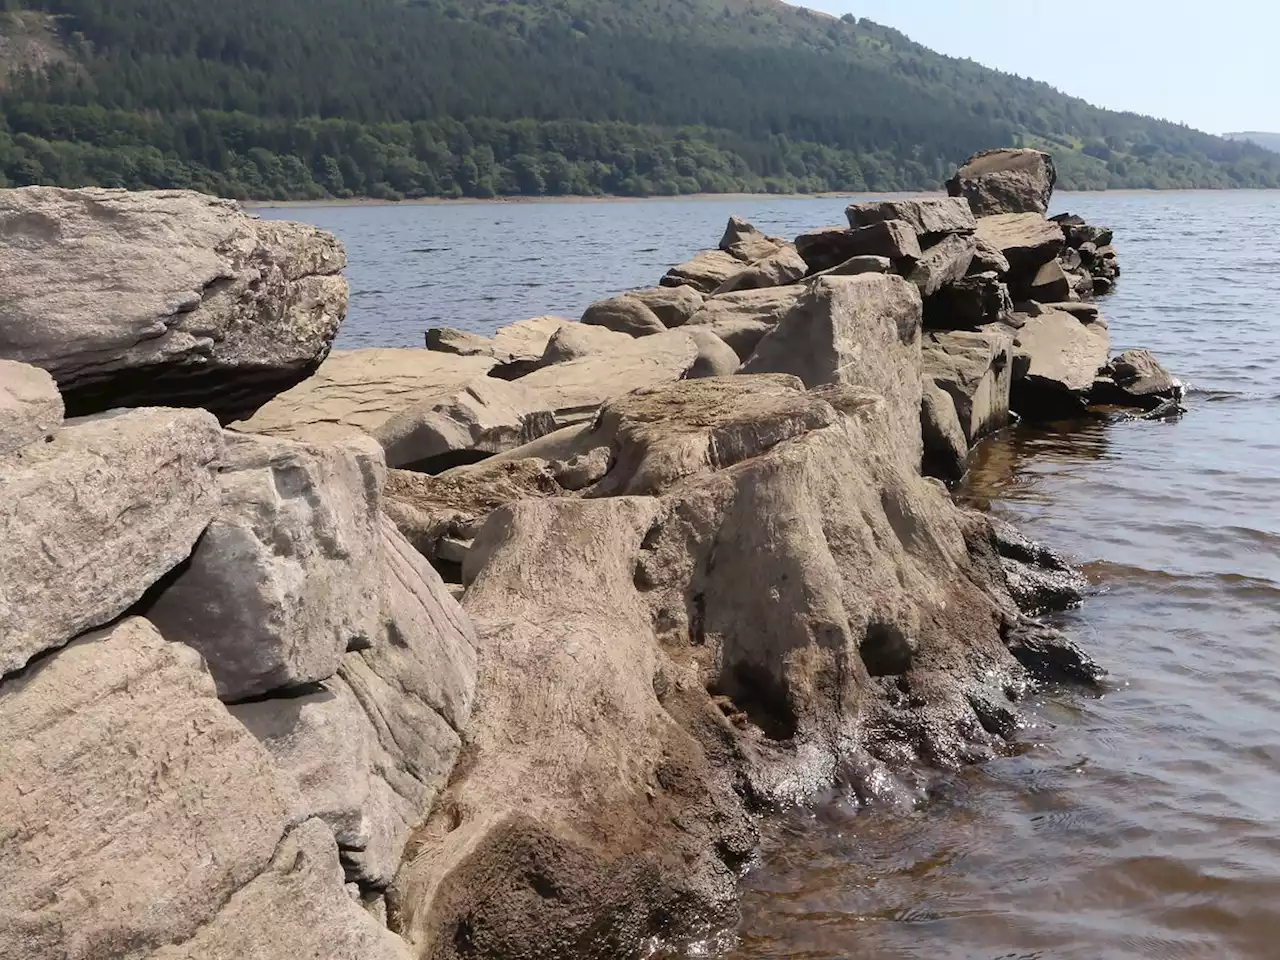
[262,192,1280,959]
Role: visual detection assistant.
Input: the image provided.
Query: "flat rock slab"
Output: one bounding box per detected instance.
[1012,309,1110,418]
[0,358,62,456]
[147,430,384,702]
[975,213,1065,275]
[0,407,222,677]
[232,348,497,446]
[0,187,347,422]
[426,316,569,365]
[846,197,976,238]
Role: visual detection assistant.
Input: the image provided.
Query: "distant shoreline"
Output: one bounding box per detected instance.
[246,187,1279,210]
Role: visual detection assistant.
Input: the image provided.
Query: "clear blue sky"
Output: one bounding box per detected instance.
[789,1,1272,135]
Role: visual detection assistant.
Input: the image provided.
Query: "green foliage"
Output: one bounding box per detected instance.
[1,0,1278,198]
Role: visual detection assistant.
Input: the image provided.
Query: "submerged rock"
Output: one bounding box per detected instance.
[0,187,348,422]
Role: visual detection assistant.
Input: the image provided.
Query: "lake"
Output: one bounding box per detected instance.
[261,191,1280,959]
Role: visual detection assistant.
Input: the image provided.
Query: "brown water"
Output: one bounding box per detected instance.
[263,191,1280,959]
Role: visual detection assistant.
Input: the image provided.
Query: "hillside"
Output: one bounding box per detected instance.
[1,0,1278,199]
[1225,132,1280,154]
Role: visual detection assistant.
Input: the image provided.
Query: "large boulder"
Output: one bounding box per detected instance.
[683,286,807,360]
[923,329,1015,444]
[0,187,348,422]
[0,617,407,960]
[921,379,969,484]
[740,274,925,466]
[947,148,1057,216]
[0,407,222,677]
[713,244,808,294]
[626,285,706,328]
[795,220,921,273]
[661,248,745,293]
[719,215,783,263]
[908,233,977,297]
[146,431,384,701]
[581,295,668,338]
[1010,308,1110,419]
[846,197,976,240]
[0,359,62,456]
[974,213,1065,279]
[1092,349,1183,410]
[231,347,497,447]
[536,322,634,366]
[390,375,1039,957]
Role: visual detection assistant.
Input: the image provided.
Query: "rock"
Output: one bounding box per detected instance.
[426,316,569,366]
[921,380,969,484]
[0,407,222,677]
[375,377,559,472]
[1028,259,1072,302]
[148,818,412,960]
[581,295,668,338]
[795,220,922,273]
[391,375,1035,955]
[1044,301,1101,324]
[713,244,808,294]
[626,285,706,328]
[909,232,977,297]
[990,518,1088,614]
[684,286,807,360]
[0,187,347,422]
[231,348,497,446]
[0,618,297,959]
[661,248,746,293]
[974,213,1065,278]
[1003,619,1105,688]
[1052,214,1113,249]
[924,272,1012,329]
[1010,309,1110,419]
[719,215,784,263]
[684,328,741,378]
[550,445,613,491]
[947,148,1057,216]
[970,236,1011,275]
[146,431,384,701]
[846,197,976,240]
[1092,348,1184,410]
[740,274,924,466]
[0,359,62,456]
[537,321,634,366]
[923,328,1014,443]
[811,255,893,279]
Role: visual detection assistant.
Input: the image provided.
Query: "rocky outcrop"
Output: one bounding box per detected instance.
[0,187,348,422]
[947,148,1058,216]
[0,404,222,676]
[146,430,385,701]
[0,358,62,456]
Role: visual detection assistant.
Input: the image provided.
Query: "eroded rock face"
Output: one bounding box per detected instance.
[389,375,1034,959]
[0,406,222,676]
[947,148,1057,217]
[0,359,62,456]
[0,187,347,422]
[146,431,384,701]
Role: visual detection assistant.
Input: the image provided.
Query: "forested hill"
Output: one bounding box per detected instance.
[1,0,1278,200]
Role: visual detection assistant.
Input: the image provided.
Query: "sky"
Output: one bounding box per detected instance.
[789,1,1273,135]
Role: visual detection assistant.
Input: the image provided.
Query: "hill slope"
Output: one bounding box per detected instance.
[1,0,1278,199]
[1225,132,1280,154]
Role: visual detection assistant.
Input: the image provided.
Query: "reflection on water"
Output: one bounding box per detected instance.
[262,192,1280,960]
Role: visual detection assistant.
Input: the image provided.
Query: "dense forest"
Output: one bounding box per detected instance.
[1,0,1279,200]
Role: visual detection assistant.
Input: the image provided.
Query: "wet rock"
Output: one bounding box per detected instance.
[0,359,62,456]
[681,286,807,361]
[147,431,384,701]
[714,244,808,294]
[661,248,746,293]
[922,328,1014,444]
[921,379,969,484]
[974,212,1065,279]
[909,232,978,297]
[924,272,1012,329]
[0,407,222,676]
[1003,619,1106,688]
[581,294,668,338]
[795,220,922,273]
[719,215,784,264]
[0,187,347,422]
[947,148,1057,216]
[1010,308,1110,419]
[1092,348,1184,410]
[232,348,497,446]
[846,197,976,240]
[626,285,706,328]
[992,517,1088,615]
